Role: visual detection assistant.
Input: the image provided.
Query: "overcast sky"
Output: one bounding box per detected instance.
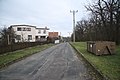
[0,0,92,37]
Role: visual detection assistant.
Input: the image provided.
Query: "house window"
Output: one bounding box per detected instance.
[38,30,41,34]
[27,28,31,31]
[23,27,26,31]
[17,28,21,31]
[41,36,45,38]
[16,35,21,40]
[28,35,32,40]
[43,30,46,34]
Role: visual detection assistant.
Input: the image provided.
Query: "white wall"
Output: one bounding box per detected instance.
[12,25,49,42]
[12,26,36,42]
[36,29,49,38]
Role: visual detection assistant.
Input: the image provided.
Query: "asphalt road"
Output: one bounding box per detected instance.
[0,43,101,80]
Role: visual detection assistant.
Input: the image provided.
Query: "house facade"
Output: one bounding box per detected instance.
[48,32,59,38]
[10,25,49,42]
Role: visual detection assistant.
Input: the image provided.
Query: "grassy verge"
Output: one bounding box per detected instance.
[0,44,54,68]
[71,42,120,80]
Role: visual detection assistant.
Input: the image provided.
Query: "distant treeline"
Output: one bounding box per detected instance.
[72,0,120,45]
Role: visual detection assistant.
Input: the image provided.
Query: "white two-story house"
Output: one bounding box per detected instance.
[9,25,49,42]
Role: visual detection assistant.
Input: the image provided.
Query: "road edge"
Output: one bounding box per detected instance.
[69,43,110,80]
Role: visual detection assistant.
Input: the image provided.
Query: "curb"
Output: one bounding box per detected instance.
[69,43,110,80]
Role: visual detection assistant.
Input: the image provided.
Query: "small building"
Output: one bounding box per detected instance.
[48,32,59,38]
[9,25,49,42]
[48,32,60,43]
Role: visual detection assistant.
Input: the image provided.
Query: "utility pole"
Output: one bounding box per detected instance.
[70,10,78,42]
[7,35,10,45]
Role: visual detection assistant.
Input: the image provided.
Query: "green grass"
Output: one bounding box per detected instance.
[0,44,54,68]
[71,42,120,80]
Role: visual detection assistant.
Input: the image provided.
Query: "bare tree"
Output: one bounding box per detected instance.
[75,0,120,45]
[0,27,16,46]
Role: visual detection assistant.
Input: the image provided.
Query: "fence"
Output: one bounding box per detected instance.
[0,42,48,54]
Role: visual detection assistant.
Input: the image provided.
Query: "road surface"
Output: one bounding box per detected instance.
[0,43,101,80]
